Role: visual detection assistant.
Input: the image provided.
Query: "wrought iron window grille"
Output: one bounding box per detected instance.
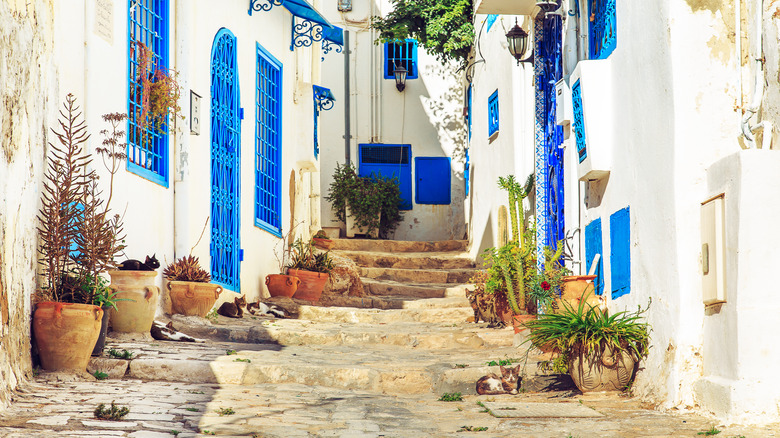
[589,0,617,59]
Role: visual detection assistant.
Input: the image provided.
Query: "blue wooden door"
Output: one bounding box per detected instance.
[210,29,241,291]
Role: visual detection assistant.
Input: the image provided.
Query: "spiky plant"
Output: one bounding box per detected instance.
[163,255,211,283]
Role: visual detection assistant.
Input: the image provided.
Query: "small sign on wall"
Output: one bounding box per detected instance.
[94,0,114,45]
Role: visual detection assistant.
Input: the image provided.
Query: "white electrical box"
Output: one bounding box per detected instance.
[555,79,571,126]
[701,195,726,306]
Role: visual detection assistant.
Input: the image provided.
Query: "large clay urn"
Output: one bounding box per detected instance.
[288,269,329,302]
[167,281,223,317]
[107,270,160,333]
[33,302,103,372]
[265,274,301,298]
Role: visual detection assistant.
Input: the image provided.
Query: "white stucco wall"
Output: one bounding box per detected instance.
[318,0,466,242]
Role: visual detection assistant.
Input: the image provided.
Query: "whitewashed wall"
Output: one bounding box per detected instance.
[319,0,466,242]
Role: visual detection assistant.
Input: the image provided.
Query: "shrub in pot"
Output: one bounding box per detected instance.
[523,295,650,392]
[286,238,334,302]
[163,255,222,317]
[35,95,126,371]
[312,229,334,250]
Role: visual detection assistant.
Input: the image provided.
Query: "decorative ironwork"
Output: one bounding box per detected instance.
[210,29,242,292]
[571,80,587,162]
[291,17,325,51]
[321,39,343,60]
[534,15,564,268]
[248,0,283,15]
[589,0,617,59]
[313,85,335,111]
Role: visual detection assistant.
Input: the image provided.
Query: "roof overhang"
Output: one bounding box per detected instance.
[283,0,333,28]
[474,0,536,15]
[323,25,344,46]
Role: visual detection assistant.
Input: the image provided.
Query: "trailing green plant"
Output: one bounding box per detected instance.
[485,359,513,367]
[93,370,109,380]
[438,392,463,402]
[216,407,235,416]
[163,255,211,282]
[523,295,651,361]
[697,427,721,436]
[325,163,404,239]
[94,401,129,420]
[286,238,334,274]
[458,426,488,432]
[107,349,134,360]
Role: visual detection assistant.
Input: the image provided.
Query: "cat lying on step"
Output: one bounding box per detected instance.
[217,296,287,319]
[476,365,522,395]
[150,321,205,343]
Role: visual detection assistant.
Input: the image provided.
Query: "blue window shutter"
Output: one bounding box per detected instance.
[127,0,170,187]
[585,218,604,296]
[610,207,631,299]
[254,43,283,237]
[384,39,418,80]
[358,144,412,210]
[415,157,451,205]
[572,80,587,163]
[488,90,499,137]
[589,0,617,59]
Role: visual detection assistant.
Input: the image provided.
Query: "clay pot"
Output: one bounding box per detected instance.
[556,275,600,314]
[33,302,103,372]
[312,237,335,250]
[568,344,636,392]
[265,274,301,298]
[92,305,111,356]
[167,281,223,317]
[288,269,329,302]
[108,270,160,333]
[511,314,536,335]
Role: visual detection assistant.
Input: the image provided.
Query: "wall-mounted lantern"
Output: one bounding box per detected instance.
[394,64,408,92]
[506,20,533,64]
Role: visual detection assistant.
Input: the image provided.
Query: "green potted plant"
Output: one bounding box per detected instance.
[523,297,651,392]
[286,238,334,302]
[35,94,126,371]
[325,163,404,239]
[163,255,222,317]
[312,229,334,250]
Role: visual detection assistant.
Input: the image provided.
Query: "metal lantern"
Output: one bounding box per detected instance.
[394,64,408,92]
[536,0,561,13]
[506,22,530,64]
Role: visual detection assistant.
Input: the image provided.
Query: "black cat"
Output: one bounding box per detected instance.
[118,254,160,271]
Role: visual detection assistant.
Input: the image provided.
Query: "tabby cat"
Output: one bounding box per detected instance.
[475,365,522,395]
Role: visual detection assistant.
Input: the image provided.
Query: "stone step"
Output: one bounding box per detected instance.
[360,267,478,284]
[297,305,474,324]
[318,294,470,310]
[362,279,469,299]
[332,239,468,253]
[337,251,476,269]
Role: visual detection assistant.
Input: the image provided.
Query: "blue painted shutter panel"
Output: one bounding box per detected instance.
[585,218,604,296]
[358,144,412,210]
[488,90,499,137]
[610,207,631,299]
[210,29,241,292]
[415,157,451,205]
[254,44,282,236]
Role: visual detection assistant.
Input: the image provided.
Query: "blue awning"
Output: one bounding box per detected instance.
[323,25,344,46]
[283,0,333,28]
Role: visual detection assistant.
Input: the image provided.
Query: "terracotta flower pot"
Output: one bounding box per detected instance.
[568,344,636,392]
[108,270,160,333]
[312,237,335,250]
[33,302,103,372]
[288,269,329,302]
[167,281,223,317]
[555,275,601,313]
[265,274,301,298]
[511,314,536,334]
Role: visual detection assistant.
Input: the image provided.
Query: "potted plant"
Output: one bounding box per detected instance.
[325,163,404,239]
[35,95,126,371]
[523,297,651,392]
[163,255,222,317]
[312,230,335,250]
[286,238,334,302]
[131,40,182,140]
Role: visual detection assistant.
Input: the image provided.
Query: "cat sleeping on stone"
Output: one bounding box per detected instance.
[217,296,287,319]
[476,364,522,395]
[117,254,160,271]
[150,321,205,343]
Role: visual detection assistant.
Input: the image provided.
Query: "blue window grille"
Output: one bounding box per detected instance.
[589,0,617,59]
[127,0,170,187]
[486,14,498,32]
[210,29,241,292]
[572,80,587,162]
[415,157,451,205]
[488,90,499,138]
[610,207,631,299]
[384,39,418,80]
[585,218,604,296]
[358,144,412,210]
[255,43,282,237]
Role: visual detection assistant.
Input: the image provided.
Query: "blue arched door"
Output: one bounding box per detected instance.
[210,29,241,291]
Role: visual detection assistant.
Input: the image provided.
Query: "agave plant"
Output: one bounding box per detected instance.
[163,255,211,283]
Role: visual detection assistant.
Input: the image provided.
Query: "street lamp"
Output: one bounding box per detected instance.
[506,20,533,64]
[393,64,408,92]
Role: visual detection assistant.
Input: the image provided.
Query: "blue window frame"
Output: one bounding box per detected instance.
[127,0,170,187]
[359,144,412,210]
[210,29,241,292]
[384,39,418,80]
[585,218,604,296]
[488,90,499,138]
[589,0,617,59]
[255,43,282,237]
[486,14,498,32]
[415,157,451,205]
[572,79,587,162]
[610,207,631,299]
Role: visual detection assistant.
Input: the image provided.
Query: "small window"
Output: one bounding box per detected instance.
[572,80,587,162]
[488,90,499,138]
[127,0,170,187]
[384,39,418,80]
[589,0,617,59]
[255,43,283,236]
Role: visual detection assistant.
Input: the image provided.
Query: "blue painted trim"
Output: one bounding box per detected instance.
[486,14,498,32]
[589,0,617,59]
[572,79,587,163]
[255,42,283,237]
[585,218,605,296]
[383,39,418,80]
[610,207,631,299]
[488,89,499,137]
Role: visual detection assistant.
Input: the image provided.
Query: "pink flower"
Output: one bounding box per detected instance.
[541,281,551,291]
